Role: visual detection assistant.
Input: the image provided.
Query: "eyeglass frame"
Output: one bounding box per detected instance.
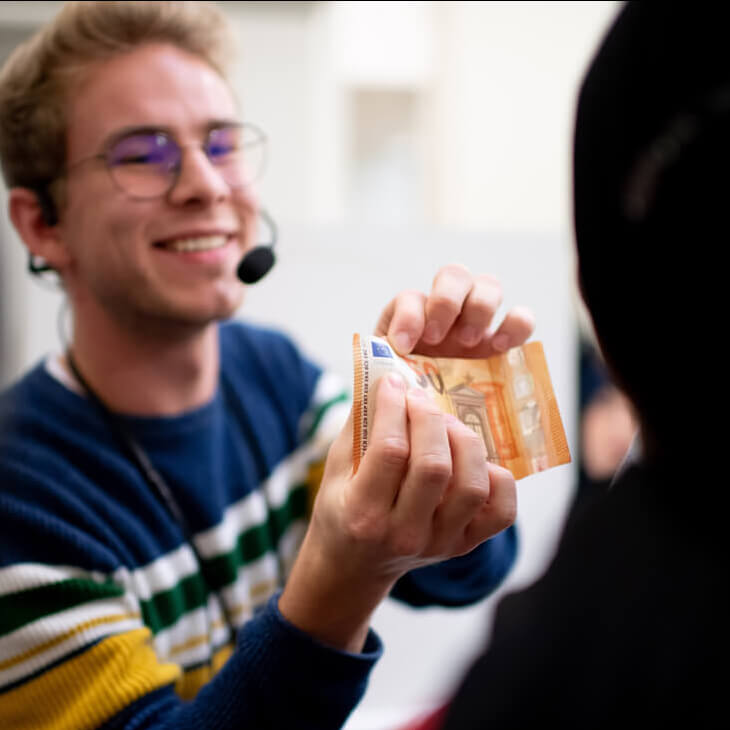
[28,120,268,275]
[61,120,267,201]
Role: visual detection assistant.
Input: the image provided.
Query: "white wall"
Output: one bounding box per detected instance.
[0,2,622,728]
[430,1,620,234]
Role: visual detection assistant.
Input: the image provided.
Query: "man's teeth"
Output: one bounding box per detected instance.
[167,235,227,252]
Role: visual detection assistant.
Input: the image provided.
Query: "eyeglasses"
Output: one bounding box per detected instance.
[65,122,267,199]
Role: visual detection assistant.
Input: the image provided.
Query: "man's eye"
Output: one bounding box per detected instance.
[206,126,241,160]
[116,153,157,165]
[110,134,173,166]
[207,143,237,159]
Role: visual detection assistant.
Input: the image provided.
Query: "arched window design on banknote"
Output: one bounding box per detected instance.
[448,384,500,463]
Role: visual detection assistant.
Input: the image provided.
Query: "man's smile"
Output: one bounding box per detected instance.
[153,233,233,253]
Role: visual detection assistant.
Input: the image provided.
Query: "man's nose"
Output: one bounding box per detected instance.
[166,145,230,206]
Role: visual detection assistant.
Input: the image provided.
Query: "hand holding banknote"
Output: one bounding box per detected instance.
[364,263,570,479]
[281,364,519,651]
[279,264,532,655]
[374,263,535,358]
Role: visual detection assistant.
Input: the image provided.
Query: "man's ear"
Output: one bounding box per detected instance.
[7,187,71,271]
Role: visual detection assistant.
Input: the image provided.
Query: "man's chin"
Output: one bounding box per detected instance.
[179,301,244,328]
[175,283,246,322]
[200,291,246,326]
[130,292,245,335]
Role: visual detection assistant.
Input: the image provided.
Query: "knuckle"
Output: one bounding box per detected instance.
[488,467,518,527]
[413,452,452,483]
[460,480,491,510]
[466,290,501,319]
[453,423,488,457]
[376,437,410,468]
[494,492,517,529]
[345,508,387,544]
[449,463,490,503]
[407,399,445,428]
[458,424,486,447]
[428,292,460,315]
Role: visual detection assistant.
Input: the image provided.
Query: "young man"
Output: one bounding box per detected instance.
[0,3,533,728]
[434,3,725,727]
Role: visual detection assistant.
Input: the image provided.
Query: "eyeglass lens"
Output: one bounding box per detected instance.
[106,125,265,198]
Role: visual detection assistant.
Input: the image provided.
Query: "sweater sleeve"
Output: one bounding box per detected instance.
[389,525,517,607]
[96,594,382,730]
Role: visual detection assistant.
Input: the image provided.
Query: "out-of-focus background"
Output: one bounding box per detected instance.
[0,2,623,728]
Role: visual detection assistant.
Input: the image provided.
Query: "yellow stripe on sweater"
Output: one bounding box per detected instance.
[0,628,179,730]
[0,612,141,672]
[174,641,234,701]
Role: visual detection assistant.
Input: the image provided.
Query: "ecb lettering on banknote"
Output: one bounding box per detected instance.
[352,334,570,480]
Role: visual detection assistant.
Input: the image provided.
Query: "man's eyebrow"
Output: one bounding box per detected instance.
[204,118,243,132]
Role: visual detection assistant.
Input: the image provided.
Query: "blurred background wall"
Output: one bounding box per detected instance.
[0,2,621,728]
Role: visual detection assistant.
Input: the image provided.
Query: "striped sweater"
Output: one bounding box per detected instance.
[0,320,516,729]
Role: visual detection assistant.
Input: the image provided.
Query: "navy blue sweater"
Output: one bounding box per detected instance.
[0,320,516,728]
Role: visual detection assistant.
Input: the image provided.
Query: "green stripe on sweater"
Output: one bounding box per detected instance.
[137,483,309,633]
[0,484,309,638]
[303,392,348,442]
[199,483,308,590]
[141,484,308,631]
[0,578,124,637]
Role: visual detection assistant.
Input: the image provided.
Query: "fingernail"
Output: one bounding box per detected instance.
[459,325,479,346]
[423,321,442,344]
[387,372,406,390]
[393,331,413,354]
[492,334,510,351]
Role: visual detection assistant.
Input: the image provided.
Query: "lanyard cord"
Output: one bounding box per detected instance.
[65,350,237,640]
[217,372,289,583]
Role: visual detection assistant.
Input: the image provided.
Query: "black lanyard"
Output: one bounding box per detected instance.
[66,350,237,638]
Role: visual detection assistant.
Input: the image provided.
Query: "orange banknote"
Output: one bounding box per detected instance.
[352,334,570,480]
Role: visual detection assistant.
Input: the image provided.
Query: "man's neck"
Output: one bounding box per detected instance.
[67,308,221,417]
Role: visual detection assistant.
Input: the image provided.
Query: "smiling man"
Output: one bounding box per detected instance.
[13,41,257,415]
[0,3,533,729]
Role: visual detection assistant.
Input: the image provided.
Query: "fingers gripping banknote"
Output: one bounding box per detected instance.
[352,334,570,480]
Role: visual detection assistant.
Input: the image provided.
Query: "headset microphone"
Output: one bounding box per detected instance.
[237,245,276,284]
[236,208,278,284]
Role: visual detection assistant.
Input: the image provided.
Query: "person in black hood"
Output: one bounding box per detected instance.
[433,2,727,727]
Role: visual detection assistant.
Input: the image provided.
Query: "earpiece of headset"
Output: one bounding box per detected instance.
[28,186,57,276]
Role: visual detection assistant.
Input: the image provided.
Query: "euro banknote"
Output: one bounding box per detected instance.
[352,334,570,480]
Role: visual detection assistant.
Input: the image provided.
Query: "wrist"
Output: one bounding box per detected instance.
[278,531,396,653]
